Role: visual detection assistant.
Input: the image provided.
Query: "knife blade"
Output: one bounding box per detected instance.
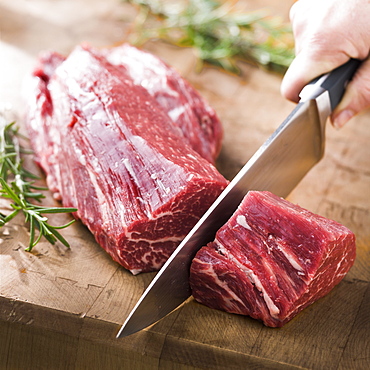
[117,59,360,338]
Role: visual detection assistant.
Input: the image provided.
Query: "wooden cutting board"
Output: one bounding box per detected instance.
[1,1,369,369]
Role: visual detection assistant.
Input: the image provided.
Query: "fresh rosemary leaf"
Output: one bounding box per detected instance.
[30,206,78,214]
[0,119,77,251]
[125,0,295,74]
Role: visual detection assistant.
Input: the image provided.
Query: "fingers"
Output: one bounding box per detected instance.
[281,51,349,103]
[283,54,370,129]
[281,0,370,115]
[331,57,370,128]
[281,0,352,103]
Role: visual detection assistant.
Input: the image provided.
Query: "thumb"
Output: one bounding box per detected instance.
[331,57,370,128]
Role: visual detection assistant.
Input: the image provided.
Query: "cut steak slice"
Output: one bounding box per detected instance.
[189,191,356,327]
[25,44,228,274]
[103,44,223,164]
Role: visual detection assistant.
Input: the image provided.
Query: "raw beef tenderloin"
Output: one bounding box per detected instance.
[103,43,223,164]
[25,44,228,274]
[29,43,223,165]
[190,191,356,327]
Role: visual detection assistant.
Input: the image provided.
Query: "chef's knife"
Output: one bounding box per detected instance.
[117,59,360,338]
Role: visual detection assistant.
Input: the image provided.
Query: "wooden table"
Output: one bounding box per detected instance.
[1,1,369,369]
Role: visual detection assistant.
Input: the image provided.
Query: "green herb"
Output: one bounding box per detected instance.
[125,0,295,74]
[0,120,77,251]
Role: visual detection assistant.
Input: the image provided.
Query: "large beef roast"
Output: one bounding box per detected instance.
[25,44,228,274]
[190,191,356,327]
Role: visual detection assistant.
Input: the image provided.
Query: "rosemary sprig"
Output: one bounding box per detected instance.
[125,0,295,74]
[0,120,77,251]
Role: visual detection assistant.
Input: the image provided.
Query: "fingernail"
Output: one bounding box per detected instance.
[332,109,354,129]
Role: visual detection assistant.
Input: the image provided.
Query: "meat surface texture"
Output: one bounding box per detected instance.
[103,44,223,164]
[190,191,356,327]
[25,44,228,274]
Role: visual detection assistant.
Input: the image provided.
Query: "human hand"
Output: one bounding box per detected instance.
[281,0,370,128]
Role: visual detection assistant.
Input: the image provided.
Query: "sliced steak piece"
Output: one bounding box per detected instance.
[103,44,223,164]
[189,191,356,327]
[25,45,228,274]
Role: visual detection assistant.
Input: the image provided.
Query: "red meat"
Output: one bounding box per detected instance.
[103,43,223,164]
[25,44,228,274]
[190,191,356,327]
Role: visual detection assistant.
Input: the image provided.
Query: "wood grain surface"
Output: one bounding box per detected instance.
[1,1,369,369]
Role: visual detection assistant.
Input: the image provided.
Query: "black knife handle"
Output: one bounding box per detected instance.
[321,58,361,110]
[299,58,361,110]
